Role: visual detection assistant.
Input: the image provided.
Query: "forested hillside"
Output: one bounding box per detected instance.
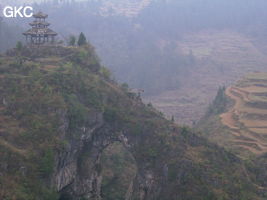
[2,1,267,199]
[0,43,265,200]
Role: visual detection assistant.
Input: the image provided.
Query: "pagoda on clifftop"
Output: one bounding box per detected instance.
[23,11,57,45]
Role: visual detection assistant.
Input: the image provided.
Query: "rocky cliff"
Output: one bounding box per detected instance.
[0,45,265,200]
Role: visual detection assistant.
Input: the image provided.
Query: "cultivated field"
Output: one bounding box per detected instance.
[220,73,267,155]
[100,0,152,17]
[146,30,267,125]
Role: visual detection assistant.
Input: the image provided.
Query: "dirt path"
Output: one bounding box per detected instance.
[220,86,267,155]
[220,111,239,130]
[220,87,241,129]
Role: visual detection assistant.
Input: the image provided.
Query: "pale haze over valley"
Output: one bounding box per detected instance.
[2,0,267,200]
[1,0,267,125]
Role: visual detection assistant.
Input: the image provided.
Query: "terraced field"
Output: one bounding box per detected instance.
[220,73,267,155]
[145,30,267,125]
[99,0,152,17]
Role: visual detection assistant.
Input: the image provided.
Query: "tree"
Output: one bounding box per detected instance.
[68,35,76,46]
[100,67,111,80]
[121,83,129,92]
[207,86,227,115]
[16,41,23,51]
[77,32,87,46]
[171,115,175,122]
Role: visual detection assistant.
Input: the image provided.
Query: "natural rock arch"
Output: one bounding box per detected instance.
[53,113,169,200]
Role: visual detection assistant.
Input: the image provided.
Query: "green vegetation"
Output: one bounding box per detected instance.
[207,86,228,115]
[198,73,267,157]
[101,142,136,200]
[68,35,76,46]
[0,45,105,199]
[196,73,267,195]
[77,32,87,46]
[0,45,266,200]
[39,147,54,177]
[16,41,23,51]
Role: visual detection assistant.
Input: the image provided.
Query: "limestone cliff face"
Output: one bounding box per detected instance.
[0,46,265,200]
[51,108,262,200]
[51,108,162,200]
[52,111,108,199]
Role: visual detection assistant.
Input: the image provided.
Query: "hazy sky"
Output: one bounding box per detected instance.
[0,0,87,5]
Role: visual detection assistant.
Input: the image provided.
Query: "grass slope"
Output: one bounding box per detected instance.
[0,45,265,199]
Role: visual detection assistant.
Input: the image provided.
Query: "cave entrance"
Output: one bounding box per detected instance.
[59,193,72,200]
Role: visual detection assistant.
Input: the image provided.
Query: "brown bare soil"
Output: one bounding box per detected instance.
[220,111,239,130]
[44,65,59,70]
[219,73,267,155]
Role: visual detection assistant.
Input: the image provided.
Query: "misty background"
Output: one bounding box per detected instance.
[1,0,267,124]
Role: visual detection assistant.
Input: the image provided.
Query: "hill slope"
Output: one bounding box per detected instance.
[5,0,267,125]
[0,45,265,200]
[197,73,267,158]
[144,30,267,124]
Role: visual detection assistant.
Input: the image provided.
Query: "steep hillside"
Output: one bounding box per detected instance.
[145,30,267,125]
[0,45,265,200]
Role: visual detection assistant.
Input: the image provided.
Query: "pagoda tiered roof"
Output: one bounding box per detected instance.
[23,11,57,45]
[23,28,57,36]
[33,11,48,18]
[29,21,50,26]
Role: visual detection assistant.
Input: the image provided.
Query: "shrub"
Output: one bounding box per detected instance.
[68,35,76,46]
[104,107,119,123]
[67,94,88,129]
[77,32,87,46]
[16,41,23,51]
[39,148,54,177]
[100,67,111,80]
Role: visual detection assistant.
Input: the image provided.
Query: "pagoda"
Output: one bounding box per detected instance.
[23,11,57,45]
